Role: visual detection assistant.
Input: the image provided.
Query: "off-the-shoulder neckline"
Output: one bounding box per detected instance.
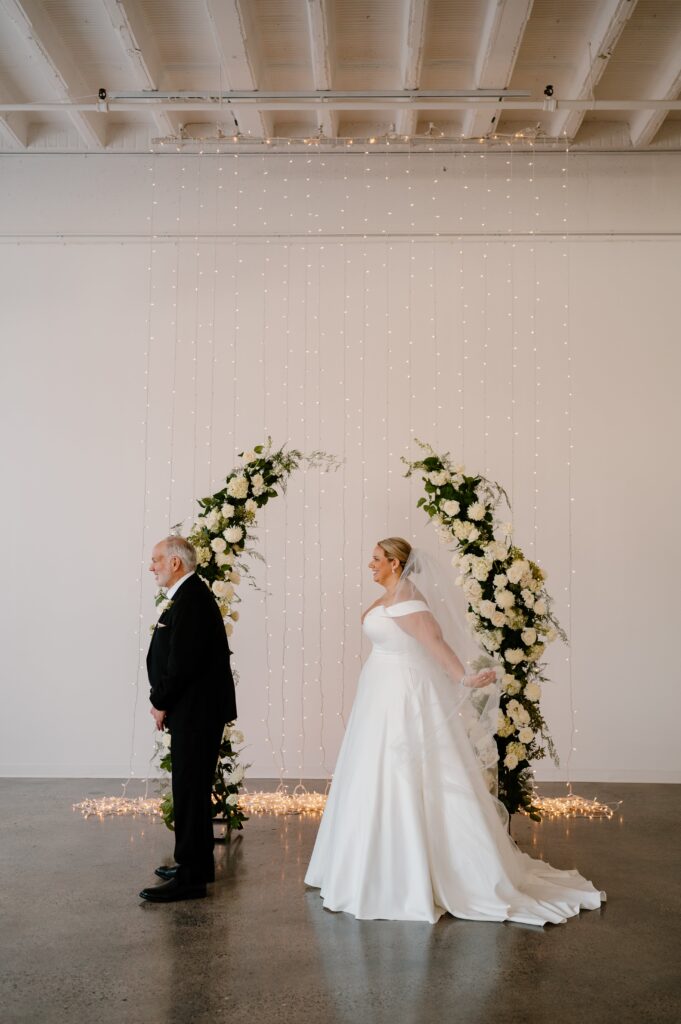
[363,599,428,622]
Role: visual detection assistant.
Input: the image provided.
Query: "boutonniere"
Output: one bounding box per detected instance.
[150,593,174,633]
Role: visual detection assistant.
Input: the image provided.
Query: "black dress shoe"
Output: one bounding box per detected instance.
[154,865,179,880]
[139,878,207,903]
[154,865,215,883]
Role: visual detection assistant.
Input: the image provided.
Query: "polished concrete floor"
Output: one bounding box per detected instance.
[0,779,679,1024]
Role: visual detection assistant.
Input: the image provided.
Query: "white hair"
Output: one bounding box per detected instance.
[163,535,197,571]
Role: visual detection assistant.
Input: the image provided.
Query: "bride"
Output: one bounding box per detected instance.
[305,537,605,925]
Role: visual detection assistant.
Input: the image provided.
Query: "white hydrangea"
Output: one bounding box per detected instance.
[507,741,527,761]
[525,681,542,702]
[504,647,525,665]
[521,589,535,608]
[429,470,450,486]
[210,537,227,553]
[497,714,515,738]
[442,499,460,517]
[518,727,534,744]
[226,475,249,500]
[468,501,486,521]
[528,643,545,662]
[224,525,244,544]
[194,516,207,530]
[482,629,503,651]
[493,573,508,589]
[496,589,515,610]
[521,627,537,646]
[251,473,265,496]
[195,546,211,567]
[507,559,530,585]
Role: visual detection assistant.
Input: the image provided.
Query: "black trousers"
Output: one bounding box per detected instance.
[170,717,224,883]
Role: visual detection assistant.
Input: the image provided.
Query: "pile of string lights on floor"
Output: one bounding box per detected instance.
[74,785,329,820]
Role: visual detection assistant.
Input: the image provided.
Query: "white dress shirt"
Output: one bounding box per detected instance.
[166,571,195,600]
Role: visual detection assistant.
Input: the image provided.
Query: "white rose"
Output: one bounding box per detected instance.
[503,676,521,696]
[483,541,505,562]
[504,753,518,770]
[251,473,265,496]
[472,559,493,582]
[479,600,496,620]
[211,537,227,553]
[517,707,531,726]
[215,552,230,567]
[518,727,534,744]
[241,450,257,463]
[534,598,547,616]
[224,525,244,544]
[194,516,207,530]
[493,573,508,589]
[230,609,240,621]
[245,498,258,515]
[221,502,235,518]
[468,526,480,542]
[525,682,541,702]
[504,647,525,665]
[507,559,530,585]
[521,627,537,646]
[491,611,507,628]
[464,579,482,600]
[467,501,485,521]
[496,589,515,610]
[226,794,238,806]
[521,589,535,608]
[160,732,171,750]
[466,611,478,627]
[429,470,450,486]
[205,509,221,531]
[212,580,234,600]
[227,475,249,500]
[442,499,460,517]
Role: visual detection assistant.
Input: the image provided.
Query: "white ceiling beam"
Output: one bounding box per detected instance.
[305,0,337,138]
[0,0,106,149]
[100,0,175,137]
[395,0,429,136]
[205,0,273,139]
[549,0,637,141]
[0,73,27,148]
[462,0,534,140]
[629,44,681,147]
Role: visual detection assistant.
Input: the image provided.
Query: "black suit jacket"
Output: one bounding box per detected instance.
[146,573,237,728]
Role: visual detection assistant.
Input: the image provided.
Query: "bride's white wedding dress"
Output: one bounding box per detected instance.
[305,600,606,925]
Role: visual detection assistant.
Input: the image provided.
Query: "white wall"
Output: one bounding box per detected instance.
[1,151,679,783]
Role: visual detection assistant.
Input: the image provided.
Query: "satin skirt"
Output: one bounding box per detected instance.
[305,650,606,924]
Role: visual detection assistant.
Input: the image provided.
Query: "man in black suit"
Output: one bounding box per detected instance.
[140,535,236,903]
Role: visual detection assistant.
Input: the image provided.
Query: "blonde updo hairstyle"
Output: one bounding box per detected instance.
[377,537,412,574]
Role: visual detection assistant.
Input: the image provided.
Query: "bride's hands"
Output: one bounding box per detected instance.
[462,669,497,688]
